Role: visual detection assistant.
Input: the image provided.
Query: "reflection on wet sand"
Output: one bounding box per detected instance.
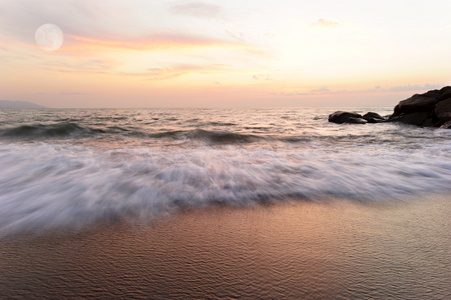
[1,196,449,299]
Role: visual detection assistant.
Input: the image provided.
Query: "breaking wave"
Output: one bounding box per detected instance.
[0,122,105,139]
[0,123,263,144]
[1,143,451,236]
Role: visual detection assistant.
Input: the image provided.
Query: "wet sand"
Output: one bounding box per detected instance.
[1,196,450,299]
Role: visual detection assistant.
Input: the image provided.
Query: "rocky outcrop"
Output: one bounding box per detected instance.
[328,111,368,124]
[328,111,386,124]
[388,86,451,127]
[435,98,451,122]
[393,95,437,115]
[362,112,385,123]
[328,86,451,129]
[388,112,430,126]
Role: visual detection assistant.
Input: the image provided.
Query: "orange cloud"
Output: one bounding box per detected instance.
[39,60,232,80]
[31,31,265,80]
[61,32,243,54]
[141,63,231,80]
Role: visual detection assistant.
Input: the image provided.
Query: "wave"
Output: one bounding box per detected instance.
[0,122,105,139]
[132,129,262,144]
[1,121,449,151]
[206,121,237,126]
[122,128,264,144]
[0,121,349,145]
[1,143,451,236]
[0,122,263,144]
[185,129,260,144]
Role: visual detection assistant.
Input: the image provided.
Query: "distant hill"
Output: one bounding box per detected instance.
[0,100,47,109]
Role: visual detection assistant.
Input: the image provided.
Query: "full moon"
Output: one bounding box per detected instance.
[35,23,64,51]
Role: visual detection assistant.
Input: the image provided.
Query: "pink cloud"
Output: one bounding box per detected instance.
[61,31,243,55]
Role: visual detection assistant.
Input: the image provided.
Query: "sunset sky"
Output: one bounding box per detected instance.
[1,0,450,108]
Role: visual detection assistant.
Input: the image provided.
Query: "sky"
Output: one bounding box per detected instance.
[1,0,451,108]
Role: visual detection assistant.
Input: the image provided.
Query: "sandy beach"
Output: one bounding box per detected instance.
[1,195,449,299]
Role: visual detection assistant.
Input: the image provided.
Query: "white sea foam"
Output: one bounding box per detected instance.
[1,142,451,236]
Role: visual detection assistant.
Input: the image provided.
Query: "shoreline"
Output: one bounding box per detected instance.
[1,196,450,299]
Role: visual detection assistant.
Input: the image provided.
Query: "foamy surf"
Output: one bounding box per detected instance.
[1,140,451,236]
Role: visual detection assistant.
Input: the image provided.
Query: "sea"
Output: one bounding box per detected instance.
[1,107,450,298]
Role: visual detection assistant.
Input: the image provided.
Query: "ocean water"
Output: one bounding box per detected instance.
[1,107,451,235]
[1,107,451,299]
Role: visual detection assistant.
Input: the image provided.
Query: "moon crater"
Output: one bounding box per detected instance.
[35,24,64,52]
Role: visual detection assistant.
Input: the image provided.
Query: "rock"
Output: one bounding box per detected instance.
[363,112,384,119]
[439,120,451,129]
[394,95,437,115]
[435,98,451,122]
[364,118,381,124]
[388,112,430,126]
[362,112,385,123]
[330,86,451,129]
[389,87,451,128]
[328,111,367,124]
[421,118,436,127]
[438,86,451,101]
[421,89,441,99]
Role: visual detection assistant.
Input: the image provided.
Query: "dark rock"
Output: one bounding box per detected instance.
[363,112,384,119]
[362,112,385,123]
[365,118,381,124]
[331,86,451,129]
[438,86,451,101]
[439,120,451,129]
[421,118,436,127]
[435,98,451,122]
[328,111,367,124]
[395,95,437,115]
[421,89,441,99]
[388,112,430,126]
[393,104,401,116]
